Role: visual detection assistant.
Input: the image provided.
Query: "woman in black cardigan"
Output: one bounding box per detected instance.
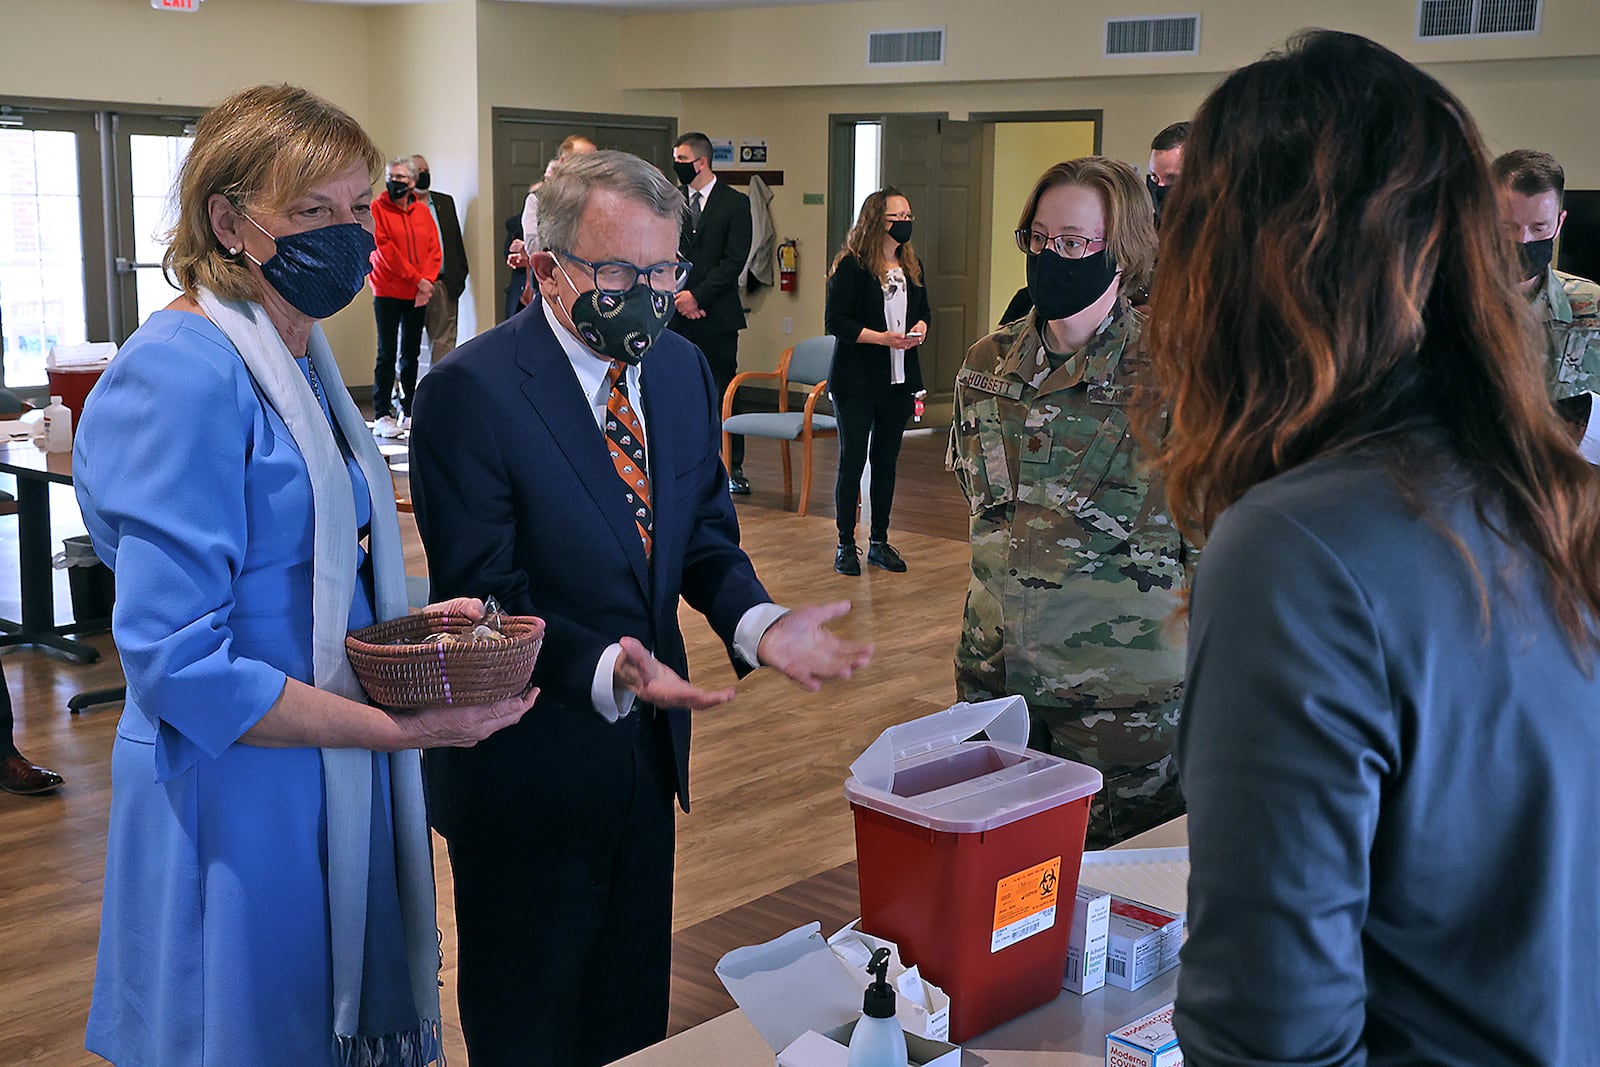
[824,187,930,576]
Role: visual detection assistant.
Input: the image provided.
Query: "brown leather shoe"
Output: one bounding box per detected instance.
[0,754,64,796]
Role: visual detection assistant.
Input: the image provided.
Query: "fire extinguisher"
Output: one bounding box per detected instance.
[777,239,799,292]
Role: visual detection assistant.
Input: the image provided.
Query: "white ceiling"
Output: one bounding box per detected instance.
[293,0,853,9]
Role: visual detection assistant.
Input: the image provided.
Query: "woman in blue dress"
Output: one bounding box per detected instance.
[73,85,536,1067]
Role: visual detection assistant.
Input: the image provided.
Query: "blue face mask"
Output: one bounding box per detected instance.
[242,216,375,320]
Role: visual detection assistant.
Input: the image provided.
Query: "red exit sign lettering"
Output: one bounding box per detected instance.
[152,0,201,10]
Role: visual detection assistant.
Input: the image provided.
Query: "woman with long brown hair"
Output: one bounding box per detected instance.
[1152,31,1600,1062]
[825,187,929,574]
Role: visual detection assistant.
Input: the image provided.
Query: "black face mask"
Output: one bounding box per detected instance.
[887,219,913,245]
[1026,248,1119,322]
[1147,174,1170,224]
[1519,237,1554,282]
[672,160,699,186]
[386,179,410,200]
[415,169,431,191]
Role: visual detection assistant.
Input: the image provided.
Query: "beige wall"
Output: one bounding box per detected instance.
[987,121,1098,323]
[621,0,1600,89]
[364,0,481,375]
[472,1,680,331]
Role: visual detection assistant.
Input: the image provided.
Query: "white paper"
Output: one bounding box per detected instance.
[1078,846,1190,919]
[1579,392,1600,464]
[714,923,862,1054]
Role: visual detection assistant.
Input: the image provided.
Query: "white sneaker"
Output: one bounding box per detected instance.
[374,415,403,438]
[398,415,412,432]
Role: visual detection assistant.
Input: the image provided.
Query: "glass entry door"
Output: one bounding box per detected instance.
[0,108,107,392]
[0,102,195,397]
[111,113,194,341]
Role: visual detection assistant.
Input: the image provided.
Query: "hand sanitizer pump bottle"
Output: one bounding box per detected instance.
[847,947,908,1067]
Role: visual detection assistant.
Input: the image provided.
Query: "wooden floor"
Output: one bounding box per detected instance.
[0,430,975,1065]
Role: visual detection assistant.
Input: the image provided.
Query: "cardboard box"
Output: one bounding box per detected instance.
[715,921,955,1062]
[777,1021,961,1067]
[1097,893,1183,992]
[1064,884,1111,994]
[1106,1002,1183,1067]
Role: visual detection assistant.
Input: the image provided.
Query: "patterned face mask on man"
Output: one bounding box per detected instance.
[554,258,676,365]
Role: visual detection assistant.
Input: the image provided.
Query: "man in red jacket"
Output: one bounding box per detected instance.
[370,156,442,436]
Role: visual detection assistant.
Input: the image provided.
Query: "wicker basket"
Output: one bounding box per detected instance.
[345,610,544,709]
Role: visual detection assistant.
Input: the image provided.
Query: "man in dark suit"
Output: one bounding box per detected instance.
[670,131,754,494]
[408,150,872,1067]
[412,153,468,361]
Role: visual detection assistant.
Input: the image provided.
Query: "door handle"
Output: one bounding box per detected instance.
[114,257,163,274]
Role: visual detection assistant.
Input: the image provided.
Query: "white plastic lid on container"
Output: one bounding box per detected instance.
[844,696,1103,834]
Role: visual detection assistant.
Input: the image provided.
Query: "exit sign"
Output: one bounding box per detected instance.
[152,0,201,10]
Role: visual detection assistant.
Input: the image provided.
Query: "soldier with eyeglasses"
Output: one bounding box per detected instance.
[947,157,1190,849]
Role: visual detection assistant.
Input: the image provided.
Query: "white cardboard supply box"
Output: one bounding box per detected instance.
[716,921,958,1066]
[1064,884,1111,994]
[1106,1002,1183,1067]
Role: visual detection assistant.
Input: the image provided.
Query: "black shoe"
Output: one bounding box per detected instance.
[867,541,907,572]
[727,469,752,495]
[834,544,861,576]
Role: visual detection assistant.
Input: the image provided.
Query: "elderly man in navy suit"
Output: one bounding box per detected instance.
[408,150,872,1067]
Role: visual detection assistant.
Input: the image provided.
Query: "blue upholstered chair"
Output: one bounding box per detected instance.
[720,336,839,515]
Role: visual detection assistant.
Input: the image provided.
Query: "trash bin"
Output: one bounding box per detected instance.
[844,697,1103,1042]
[56,534,115,629]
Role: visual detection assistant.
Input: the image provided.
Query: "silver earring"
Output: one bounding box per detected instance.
[228,246,240,255]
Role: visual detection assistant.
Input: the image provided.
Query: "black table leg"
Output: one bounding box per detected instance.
[0,477,100,663]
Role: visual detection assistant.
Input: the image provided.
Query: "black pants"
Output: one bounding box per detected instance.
[0,660,16,758]
[833,386,914,544]
[372,296,426,417]
[445,713,677,1067]
[673,320,743,470]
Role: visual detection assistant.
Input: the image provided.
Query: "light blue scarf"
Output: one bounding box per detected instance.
[196,289,443,1066]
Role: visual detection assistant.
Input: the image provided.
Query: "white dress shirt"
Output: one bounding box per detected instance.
[688,174,716,228]
[540,297,787,721]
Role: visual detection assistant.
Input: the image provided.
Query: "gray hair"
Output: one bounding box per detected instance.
[387,155,418,179]
[536,149,684,255]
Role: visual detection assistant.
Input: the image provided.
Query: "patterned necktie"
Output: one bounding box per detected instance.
[605,361,653,556]
[689,190,703,234]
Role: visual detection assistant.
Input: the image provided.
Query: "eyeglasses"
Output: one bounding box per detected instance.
[556,250,692,295]
[885,212,915,222]
[1015,229,1108,259]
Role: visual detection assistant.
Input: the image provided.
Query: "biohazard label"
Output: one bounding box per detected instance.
[990,856,1061,953]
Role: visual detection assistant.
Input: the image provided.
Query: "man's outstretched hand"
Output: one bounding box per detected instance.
[757,601,874,692]
[614,636,736,711]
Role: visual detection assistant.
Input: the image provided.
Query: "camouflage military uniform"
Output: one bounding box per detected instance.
[1536,266,1600,405]
[947,300,1187,848]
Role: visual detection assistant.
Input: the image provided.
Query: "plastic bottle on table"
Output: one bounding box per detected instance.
[43,395,72,453]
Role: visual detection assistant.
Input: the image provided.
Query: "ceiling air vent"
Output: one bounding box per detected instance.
[1105,15,1201,57]
[1418,0,1540,38]
[867,27,946,68]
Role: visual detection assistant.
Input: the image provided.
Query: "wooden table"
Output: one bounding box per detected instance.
[0,439,100,662]
[616,818,1188,1066]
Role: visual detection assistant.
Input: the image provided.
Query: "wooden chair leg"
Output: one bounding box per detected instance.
[780,441,793,501]
[798,436,814,516]
[722,430,733,476]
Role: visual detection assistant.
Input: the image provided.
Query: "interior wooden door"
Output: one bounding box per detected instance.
[882,116,983,401]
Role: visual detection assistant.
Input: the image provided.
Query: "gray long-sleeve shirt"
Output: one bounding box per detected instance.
[1175,437,1600,1065]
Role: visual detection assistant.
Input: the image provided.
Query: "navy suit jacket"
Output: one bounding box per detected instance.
[409,297,771,837]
